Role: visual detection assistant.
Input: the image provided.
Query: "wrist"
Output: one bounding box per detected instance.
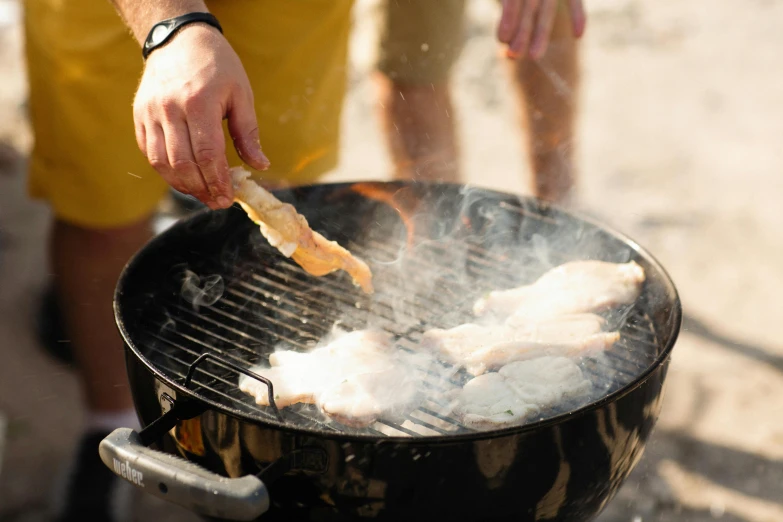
[142,12,223,60]
[127,1,210,44]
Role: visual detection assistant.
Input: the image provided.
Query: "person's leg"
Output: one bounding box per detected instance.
[46,220,153,522]
[375,76,460,182]
[51,219,152,413]
[375,0,466,182]
[507,2,580,204]
[24,0,168,519]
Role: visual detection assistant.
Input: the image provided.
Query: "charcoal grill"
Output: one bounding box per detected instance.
[100,181,681,522]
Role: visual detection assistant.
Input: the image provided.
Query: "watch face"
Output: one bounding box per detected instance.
[150,24,170,46]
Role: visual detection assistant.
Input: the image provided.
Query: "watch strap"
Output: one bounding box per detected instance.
[142,12,223,60]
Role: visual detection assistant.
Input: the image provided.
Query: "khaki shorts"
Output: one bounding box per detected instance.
[23,0,467,229]
[376,0,468,85]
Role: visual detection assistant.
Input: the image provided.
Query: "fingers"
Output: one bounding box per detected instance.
[529,0,558,59]
[187,104,233,206]
[502,0,584,61]
[508,0,539,59]
[569,0,587,38]
[498,0,523,44]
[144,113,224,210]
[137,98,232,209]
[160,115,215,206]
[145,122,191,197]
[227,88,270,172]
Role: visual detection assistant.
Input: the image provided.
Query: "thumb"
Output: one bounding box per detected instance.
[227,92,270,171]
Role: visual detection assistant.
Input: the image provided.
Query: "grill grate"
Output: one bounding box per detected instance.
[133,193,664,438]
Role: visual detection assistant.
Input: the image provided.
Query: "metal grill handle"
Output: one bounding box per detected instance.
[100,428,270,521]
[185,352,283,420]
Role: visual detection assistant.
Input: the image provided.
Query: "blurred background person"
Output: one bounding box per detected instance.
[376,0,584,204]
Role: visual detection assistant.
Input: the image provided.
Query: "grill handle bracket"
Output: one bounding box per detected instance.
[100,427,270,521]
[138,392,205,447]
[185,352,283,420]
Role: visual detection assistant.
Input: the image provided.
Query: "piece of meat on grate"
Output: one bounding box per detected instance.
[451,372,538,430]
[473,260,645,320]
[239,329,423,427]
[452,356,592,430]
[422,313,619,376]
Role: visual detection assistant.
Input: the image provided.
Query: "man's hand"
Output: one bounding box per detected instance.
[497,0,586,60]
[134,25,269,209]
[108,0,269,208]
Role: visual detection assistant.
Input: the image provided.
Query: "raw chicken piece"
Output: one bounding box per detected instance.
[240,330,394,408]
[239,329,426,426]
[498,357,592,409]
[269,329,393,368]
[452,356,591,430]
[238,364,338,408]
[318,367,419,428]
[422,314,620,376]
[452,373,539,429]
[231,167,373,293]
[463,314,620,376]
[473,260,645,320]
[420,323,508,365]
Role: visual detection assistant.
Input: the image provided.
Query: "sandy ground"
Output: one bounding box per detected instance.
[1,0,782,520]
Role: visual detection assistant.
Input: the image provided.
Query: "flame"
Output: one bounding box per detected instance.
[350,182,421,249]
[291,147,329,175]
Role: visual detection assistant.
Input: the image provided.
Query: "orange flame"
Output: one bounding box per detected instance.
[350,182,421,249]
[291,147,329,175]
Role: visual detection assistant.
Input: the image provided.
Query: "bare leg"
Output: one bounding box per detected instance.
[51,218,153,412]
[375,73,461,182]
[509,6,580,203]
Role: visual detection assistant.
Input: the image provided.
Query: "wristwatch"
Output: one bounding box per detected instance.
[142,12,223,60]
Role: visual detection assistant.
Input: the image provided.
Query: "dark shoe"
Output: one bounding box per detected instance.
[36,285,74,366]
[51,431,134,522]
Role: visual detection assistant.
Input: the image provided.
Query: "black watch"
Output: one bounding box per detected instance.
[142,12,223,60]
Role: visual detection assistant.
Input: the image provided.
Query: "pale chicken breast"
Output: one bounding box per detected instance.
[318,366,419,428]
[268,329,393,369]
[422,313,620,376]
[231,167,373,293]
[240,330,394,408]
[238,364,339,408]
[498,357,592,409]
[239,329,425,426]
[462,331,619,377]
[420,323,509,366]
[452,373,539,429]
[473,260,645,320]
[453,357,591,430]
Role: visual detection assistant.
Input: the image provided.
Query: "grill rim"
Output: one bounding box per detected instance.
[115,180,682,444]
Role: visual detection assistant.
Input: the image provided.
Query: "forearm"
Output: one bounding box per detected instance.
[109,0,210,45]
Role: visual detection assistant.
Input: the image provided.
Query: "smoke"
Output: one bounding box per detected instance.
[181,270,225,311]
[318,183,650,431]
[213,182,659,435]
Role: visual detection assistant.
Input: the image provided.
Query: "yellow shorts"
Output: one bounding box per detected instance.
[24,0,354,229]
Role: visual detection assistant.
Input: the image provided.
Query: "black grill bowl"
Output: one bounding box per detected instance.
[114,181,681,522]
